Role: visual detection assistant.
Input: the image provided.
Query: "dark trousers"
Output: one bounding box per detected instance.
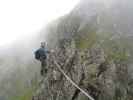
[40,58,47,76]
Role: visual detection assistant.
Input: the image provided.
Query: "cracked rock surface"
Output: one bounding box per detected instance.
[32,40,129,100]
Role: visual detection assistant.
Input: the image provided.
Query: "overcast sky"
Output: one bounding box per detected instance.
[0,0,80,46]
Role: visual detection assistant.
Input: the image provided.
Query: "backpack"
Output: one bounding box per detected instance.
[35,50,40,60]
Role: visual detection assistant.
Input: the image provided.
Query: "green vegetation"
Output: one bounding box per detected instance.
[10,78,39,100]
[75,32,97,49]
[11,89,33,100]
[104,40,129,61]
[98,33,130,62]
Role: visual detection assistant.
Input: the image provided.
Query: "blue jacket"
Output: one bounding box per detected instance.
[35,47,48,60]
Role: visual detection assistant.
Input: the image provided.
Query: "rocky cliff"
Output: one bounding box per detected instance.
[32,36,132,100]
[32,0,133,100]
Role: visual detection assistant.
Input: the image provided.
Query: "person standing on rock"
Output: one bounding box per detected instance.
[34,42,50,76]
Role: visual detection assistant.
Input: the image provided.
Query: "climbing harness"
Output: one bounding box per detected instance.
[52,56,95,100]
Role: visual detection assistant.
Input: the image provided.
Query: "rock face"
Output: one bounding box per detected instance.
[32,0,133,100]
[32,39,130,100]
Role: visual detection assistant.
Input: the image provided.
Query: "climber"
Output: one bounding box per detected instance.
[34,42,49,76]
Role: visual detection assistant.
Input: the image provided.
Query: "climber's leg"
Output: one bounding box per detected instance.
[41,59,47,76]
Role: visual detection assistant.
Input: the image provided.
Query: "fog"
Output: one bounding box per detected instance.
[0,0,133,99]
[0,0,80,46]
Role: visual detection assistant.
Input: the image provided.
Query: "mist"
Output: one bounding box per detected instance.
[0,0,133,99]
